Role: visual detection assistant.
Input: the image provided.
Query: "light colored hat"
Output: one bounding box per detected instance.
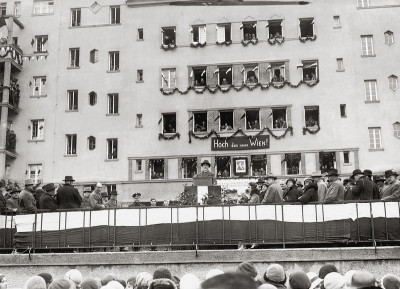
[64,269,83,285]
[344,270,356,287]
[205,269,224,280]
[179,273,199,289]
[96,182,102,188]
[311,172,322,178]
[25,179,34,186]
[24,276,47,289]
[324,273,346,289]
[307,272,323,289]
[135,272,153,288]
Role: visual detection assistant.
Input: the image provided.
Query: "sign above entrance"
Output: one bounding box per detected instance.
[211,135,270,151]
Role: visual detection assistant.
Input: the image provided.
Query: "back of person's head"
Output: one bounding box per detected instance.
[65,270,83,286]
[49,279,73,289]
[116,279,126,288]
[25,276,47,289]
[318,265,338,279]
[344,271,357,287]
[136,272,153,289]
[307,272,323,289]
[81,278,101,289]
[264,264,286,285]
[153,267,172,280]
[381,274,400,289]
[38,273,53,287]
[101,274,117,286]
[201,273,257,289]
[348,271,376,289]
[205,269,224,280]
[105,281,124,289]
[126,276,136,289]
[324,273,345,289]
[237,262,258,279]
[180,274,199,289]
[289,271,311,289]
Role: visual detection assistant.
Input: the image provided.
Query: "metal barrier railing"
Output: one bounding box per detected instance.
[1,201,400,251]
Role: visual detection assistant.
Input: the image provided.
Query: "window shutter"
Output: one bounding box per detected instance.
[260,107,272,128]
[286,106,292,127]
[234,108,245,130]
[284,61,290,82]
[207,65,218,88]
[232,64,243,86]
[259,62,270,84]
[199,26,206,44]
[188,68,193,87]
[188,111,194,132]
[38,121,44,139]
[217,26,225,43]
[208,110,217,131]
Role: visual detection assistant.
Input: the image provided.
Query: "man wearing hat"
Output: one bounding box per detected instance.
[373,175,385,197]
[324,169,344,203]
[89,183,105,210]
[39,183,58,211]
[349,169,375,200]
[299,177,318,204]
[381,170,400,201]
[248,182,260,204]
[56,176,82,209]
[129,193,144,207]
[18,179,37,213]
[261,174,283,204]
[194,160,217,185]
[80,187,91,208]
[256,178,265,191]
[6,187,21,211]
[0,181,7,212]
[363,170,381,200]
[311,172,327,202]
[106,190,119,208]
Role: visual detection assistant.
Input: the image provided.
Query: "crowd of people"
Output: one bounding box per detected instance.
[1,262,400,289]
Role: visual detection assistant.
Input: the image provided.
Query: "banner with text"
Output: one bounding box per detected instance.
[211,136,270,151]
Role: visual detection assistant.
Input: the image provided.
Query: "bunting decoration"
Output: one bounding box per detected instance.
[188,116,193,123]
[161,43,177,51]
[268,36,285,45]
[188,126,293,143]
[299,35,317,42]
[0,45,24,65]
[216,40,232,46]
[302,125,321,135]
[159,79,319,95]
[190,42,207,48]
[158,118,162,125]
[31,38,35,46]
[159,132,180,140]
[241,39,258,46]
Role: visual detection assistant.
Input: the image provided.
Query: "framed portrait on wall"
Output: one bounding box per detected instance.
[234,157,248,175]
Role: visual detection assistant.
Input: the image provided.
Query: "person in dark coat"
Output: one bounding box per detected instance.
[19,179,37,213]
[363,169,381,200]
[248,182,260,204]
[299,178,318,203]
[34,187,45,209]
[351,169,375,200]
[128,193,144,207]
[6,187,21,211]
[40,183,58,211]
[56,176,82,209]
[283,178,302,202]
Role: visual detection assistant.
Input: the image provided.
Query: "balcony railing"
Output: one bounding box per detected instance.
[0,43,23,66]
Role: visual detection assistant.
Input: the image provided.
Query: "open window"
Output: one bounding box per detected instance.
[192,67,207,86]
[217,23,231,43]
[182,157,197,179]
[194,111,207,132]
[161,68,176,89]
[285,153,301,175]
[268,20,283,39]
[270,62,285,83]
[163,113,176,133]
[88,136,96,150]
[302,61,318,82]
[216,156,231,178]
[299,18,314,38]
[389,75,398,91]
[272,108,287,129]
[304,106,319,128]
[251,155,267,176]
[150,159,165,179]
[162,27,176,46]
[192,25,206,44]
[384,31,394,46]
[242,22,257,41]
[393,122,400,139]
[218,66,232,86]
[244,64,259,84]
[219,111,234,131]
[89,91,97,106]
[246,109,260,130]
[319,152,336,174]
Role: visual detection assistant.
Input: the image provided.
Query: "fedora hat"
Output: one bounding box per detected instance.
[373,175,385,183]
[83,187,92,193]
[45,183,56,192]
[63,176,75,182]
[201,160,211,167]
[10,187,21,194]
[352,169,364,178]
[265,173,277,180]
[257,178,265,184]
[101,192,108,198]
[132,192,142,198]
[385,169,399,179]
[363,169,373,177]
[25,179,34,186]
[327,169,340,176]
[109,190,118,196]
[311,172,322,178]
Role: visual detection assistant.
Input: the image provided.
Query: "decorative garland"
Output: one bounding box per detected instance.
[299,35,317,43]
[216,41,232,46]
[188,126,293,143]
[241,39,259,46]
[160,79,319,95]
[190,42,207,48]
[267,37,285,45]
[160,43,177,51]
[302,125,320,135]
[0,45,23,65]
[158,132,180,140]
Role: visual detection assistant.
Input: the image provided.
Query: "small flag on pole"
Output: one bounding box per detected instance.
[190,70,193,78]
[226,68,232,74]
[161,73,168,84]
[266,65,271,71]
[188,116,193,123]
[213,69,219,75]
[240,113,246,119]
[239,24,243,29]
[31,38,35,46]
[214,115,220,122]
[201,70,206,76]
[241,67,245,73]
[158,118,162,125]
[310,62,318,67]
[296,64,303,69]
[252,23,257,28]
[253,66,259,71]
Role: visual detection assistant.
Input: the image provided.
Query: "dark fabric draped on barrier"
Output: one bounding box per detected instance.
[3,202,400,249]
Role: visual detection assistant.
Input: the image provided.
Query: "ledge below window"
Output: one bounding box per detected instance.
[32,13,54,16]
[65,110,79,112]
[106,113,120,116]
[343,163,353,166]
[365,100,380,104]
[107,70,120,73]
[134,170,143,174]
[361,54,376,58]
[64,154,77,157]
[369,148,384,152]
[67,66,80,69]
[336,69,345,72]
[135,125,143,128]
[105,159,119,162]
[30,94,47,98]
[28,139,44,143]
[136,80,144,83]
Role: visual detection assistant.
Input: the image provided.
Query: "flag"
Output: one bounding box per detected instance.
[188,116,193,123]
[213,69,219,75]
[201,70,206,76]
[29,81,32,86]
[31,38,35,46]
[310,62,318,67]
[190,27,193,33]
[161,73,168,84]
[253,66,259,71]
[280,65,285,69]
[239,24,243,29]
[241,67,244,73]
[158,118,162,125]
[266,65,271,71]
[296,64,303,69]
[214,115,220,122]
[240,113,246,119]
[265,24,269,27]
[226,68,232,74]
[190,70,193,78]
[253,23,257,28]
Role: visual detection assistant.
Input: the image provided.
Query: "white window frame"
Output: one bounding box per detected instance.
[136,159,142,171]
[219,110,234,131]
[336,58,344,71]
[162,113,177,133]
[393,123,400,139]
[67,90,78,111]
[69,48,80,68]
[30,119,45,140]
[108,93,119,114]
[109,51,119,71]
[28,164,42,184]
[217,66,233,86]
[245,109,261,130]
[182,157,197,179]
[33,0,54,15]
[299,18,315,38]
[333,16,341,28]
[88,136,96,150]
[385,31,394,46]
[357,0,369,8]
[368,127,382,150]
[35,35,48,53]
[216,23,231,43]
[243,65,259,84]
[389,75,398,91]
[107,138,118,160]
[361,35,374,56]
[364,80,378,101]
[110,5,120,24]
[270,63,286,82]
[301,61,318,81]
[272,107,288,129]
[193,111,208,132]
[161,68,176,89]
[191,25,206,44]
[0,2,6,16]
[267,20,283,38]
[14,1,21,16]
[71,8,81,27]
[161,27,176,46]
[304,106,319,128]
[32,76,46,96]
[65,134,77,155]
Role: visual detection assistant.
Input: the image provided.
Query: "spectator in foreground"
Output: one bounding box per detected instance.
[323,272,346,289]
[289,271,311,289]
[381,170,400,201]
[283,178,302,202]
[318,264,338,279]
[49,280,72,289]
[64,269,83,289]
[0,274,7,289]
[262,174,283,204]
[40,183,58,211]
[324,170,344,203]
[24,276,47,289]
[81,278,101,289]
[38,273,53,289]
[135,272,153,289]
[381,274,400,289]
[81,187,91,208]
[261,264,287,289]
[56,176,82,209]
[201,273,257,289]
[299,178,318,204]
[19,179,37,213]
[312,172,327,202]
[149,267,177,289]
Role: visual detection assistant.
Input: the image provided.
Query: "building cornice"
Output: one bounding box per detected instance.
[126,0,310,8]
